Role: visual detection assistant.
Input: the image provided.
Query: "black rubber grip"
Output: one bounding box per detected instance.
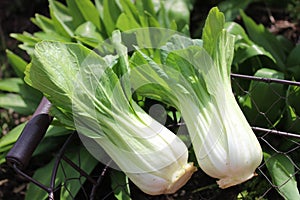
[6,97,53,169]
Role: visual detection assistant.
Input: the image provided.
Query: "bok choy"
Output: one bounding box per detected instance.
[129,7,263,188]
[24,31,196,195]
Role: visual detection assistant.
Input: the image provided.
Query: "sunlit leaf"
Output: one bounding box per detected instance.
[0,78,23,93]
[238,68,285,127]
[74,0,101,30]
[49,0,74,38]
[0,123,26,152]
[6,50,28,78]
[264,153,300,200]
[103,0,121,35]
[31,14,56,33]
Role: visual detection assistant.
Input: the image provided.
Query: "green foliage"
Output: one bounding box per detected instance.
[25,144,98,200]
[238,68,286,127]
[227,11,300,133]
[264,152,300,200]
[1,0,195,199]
[111,170,131,200]
[2,0,300,199]
[1,50,42,115]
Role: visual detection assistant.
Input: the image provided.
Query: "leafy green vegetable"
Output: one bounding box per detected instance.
[130,7,263,188]
[24,31,196,195]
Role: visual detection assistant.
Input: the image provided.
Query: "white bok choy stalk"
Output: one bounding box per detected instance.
[24,31,196,195]
[129,7,263,188]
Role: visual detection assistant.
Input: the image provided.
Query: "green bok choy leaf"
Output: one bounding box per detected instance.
[24,31,196,195]
[129,7,263,188]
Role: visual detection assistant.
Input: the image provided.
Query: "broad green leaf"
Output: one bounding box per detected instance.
[144,11,161,28]
[74,0,101,30]
[74,21,103,43]
[59,146,99,200]
[225,22,252,43]
[65,0,85,28]
[26,145,98,200]
[286,44,300,67]
[25,42,91,112]
[49,0,74,38]
[5,50,28,78]
[287,44,300,80]
[111,170,131,200]
[0,93,36,115]
[116,13,141,31]
[135,2,150,28]
[24,41,125,130]
[202,7,225,56]
[0,78,23,93]
[31,14,55,33]
[103,0,121,35]
[25,157,56,200]
[239,68,285,127]
[0,123,26,164]
[240,10,286,69]
[161,34,203,53]
[287,85,300,115]
[264,153,300,200]
[225,22,276,65]
[0,80,41,115]
[276,35,294,55]
[46,125,72,138]
[32,136,65,157]
[119,0,140,24]
[0,122,26,151]
[233,43,276,65]
[49,106,75,129]
[282,105,300,134]
[32,126,72,157]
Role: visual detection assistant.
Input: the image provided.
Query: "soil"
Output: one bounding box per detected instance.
[0,1,299,200]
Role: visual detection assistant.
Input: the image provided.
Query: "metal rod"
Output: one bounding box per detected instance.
[90,161,111,200]
[61,155,97,185]
[12,163,51,193]
[49,132,77,195]
[252,127,300,139]
[231,73,300,86]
